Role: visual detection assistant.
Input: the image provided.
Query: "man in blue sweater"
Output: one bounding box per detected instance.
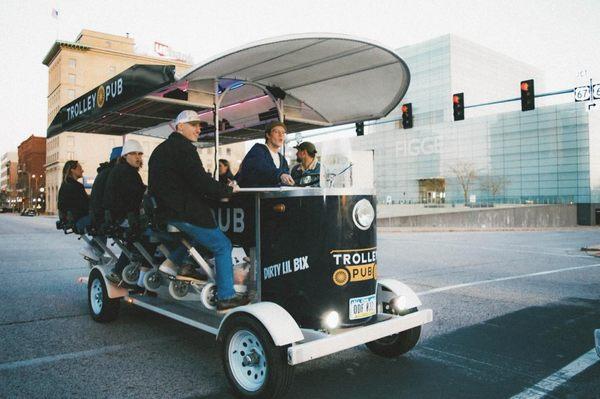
[235,122,295,188]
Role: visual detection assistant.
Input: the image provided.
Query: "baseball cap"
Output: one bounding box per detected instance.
[294,141,317,155]
[174,110,201,126]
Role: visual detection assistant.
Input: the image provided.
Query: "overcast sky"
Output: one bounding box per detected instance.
[1,0,599,156]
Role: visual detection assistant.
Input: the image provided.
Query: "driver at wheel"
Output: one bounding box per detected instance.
[235,122,294,187]
[148,110,249,311]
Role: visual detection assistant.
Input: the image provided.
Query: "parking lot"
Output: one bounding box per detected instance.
[0,214,599,398]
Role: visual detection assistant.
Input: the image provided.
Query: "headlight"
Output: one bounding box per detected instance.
[323,311,340,329]
[390,295,407,313]
[352,199,375,230]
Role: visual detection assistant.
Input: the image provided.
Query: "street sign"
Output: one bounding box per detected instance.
[574,85,591,102]
[593,84,600,100]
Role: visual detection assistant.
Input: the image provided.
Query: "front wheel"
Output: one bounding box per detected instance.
[366,307,421,358]
[88,270,120,322]
[220,315,294,398]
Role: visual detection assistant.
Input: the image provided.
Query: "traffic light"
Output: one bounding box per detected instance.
[355,121,364,136]
[401,103,413,129]
[520,79,535,111]
[453,93,464,121]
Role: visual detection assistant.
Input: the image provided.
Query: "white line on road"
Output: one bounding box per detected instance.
[0,337,174,372]
[417,263,600,295]
[510,349,599,399]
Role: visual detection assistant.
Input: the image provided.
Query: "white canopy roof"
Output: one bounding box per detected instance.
[182,33,410,126]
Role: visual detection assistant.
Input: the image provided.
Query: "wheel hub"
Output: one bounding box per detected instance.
[228,330,267,392]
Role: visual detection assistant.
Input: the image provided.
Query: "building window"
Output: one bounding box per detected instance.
[67,151,75,160]
[67,89,75,100]
[68,74,76,84]
[226,148,232,156]
[67,136,74,147]
[68,58,76,68]
[109,66,116,74]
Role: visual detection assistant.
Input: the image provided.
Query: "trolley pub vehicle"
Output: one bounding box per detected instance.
[49,34,433,398]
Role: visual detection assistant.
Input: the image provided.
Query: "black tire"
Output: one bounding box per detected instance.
[220,315,294,399]
[366,307,421,358]
[88,270,120,323]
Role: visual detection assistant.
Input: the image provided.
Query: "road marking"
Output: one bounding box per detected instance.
[510,349,599,399]
[0,337,174,372]
[417,263,600,295]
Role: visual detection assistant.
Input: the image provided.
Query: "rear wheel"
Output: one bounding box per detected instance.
[220,315,294,398]
[366,307,421,358]
[88,270,120,322]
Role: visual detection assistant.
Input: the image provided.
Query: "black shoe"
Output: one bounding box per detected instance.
[217,294,250,311]
[106,270,122,285]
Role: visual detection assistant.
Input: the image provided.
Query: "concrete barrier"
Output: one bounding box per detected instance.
[377,204,578,228]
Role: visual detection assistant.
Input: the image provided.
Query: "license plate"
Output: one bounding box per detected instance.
[349,294,376,320]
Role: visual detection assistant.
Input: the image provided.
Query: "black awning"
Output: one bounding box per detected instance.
[47,64,177,137]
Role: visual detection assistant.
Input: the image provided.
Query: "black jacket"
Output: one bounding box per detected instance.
[103,161,146,223]
[148,132,232,228]
[89,160,115,225]
[57,177,89,222]
[235,143,289,187]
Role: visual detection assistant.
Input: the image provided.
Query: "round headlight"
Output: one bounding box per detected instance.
[352,199,375,230]
[323,311,340,329]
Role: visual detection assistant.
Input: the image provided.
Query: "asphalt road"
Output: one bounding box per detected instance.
[1,214,599,398]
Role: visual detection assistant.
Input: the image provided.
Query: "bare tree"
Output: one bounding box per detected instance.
[480,175,510,202]
[449,162,477,205]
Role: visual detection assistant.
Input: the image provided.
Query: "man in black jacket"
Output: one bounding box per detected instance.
[149,110,248,310]
[90,146,121,227]
[104,140,151,287]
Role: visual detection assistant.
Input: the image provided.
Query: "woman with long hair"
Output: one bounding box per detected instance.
[218,159,234,184]
[58,160,100,261]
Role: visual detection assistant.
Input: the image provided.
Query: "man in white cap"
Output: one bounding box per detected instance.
[104,139,152,288]
[148,110,248,310]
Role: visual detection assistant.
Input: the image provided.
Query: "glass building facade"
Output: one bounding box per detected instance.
[320,34,600,223]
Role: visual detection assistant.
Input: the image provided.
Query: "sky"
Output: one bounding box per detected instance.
[1,0,599,156]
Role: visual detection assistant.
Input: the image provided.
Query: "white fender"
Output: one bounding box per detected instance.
[90,266,129,299]
[218,302,304,346]
[377,278,422,310]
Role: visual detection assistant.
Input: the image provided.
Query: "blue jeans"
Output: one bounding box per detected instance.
[168,221,235,300]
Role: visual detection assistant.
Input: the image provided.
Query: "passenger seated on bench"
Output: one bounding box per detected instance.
[57,160,103,261]
[148,110,249,311]
[102,140,153,288]
[235,121,294,188]
[90,146,122,228]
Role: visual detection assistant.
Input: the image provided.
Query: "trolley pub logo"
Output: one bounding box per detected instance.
[65,77,124,121]
[331,248,377,286]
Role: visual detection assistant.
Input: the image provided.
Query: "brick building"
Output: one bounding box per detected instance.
[17,135,46,211]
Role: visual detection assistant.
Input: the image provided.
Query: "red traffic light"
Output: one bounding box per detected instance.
[401,105,408,113]
[453,95,460,104]
[520,82,529,91]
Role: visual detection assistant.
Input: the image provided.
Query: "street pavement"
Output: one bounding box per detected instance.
[0,214,599,398]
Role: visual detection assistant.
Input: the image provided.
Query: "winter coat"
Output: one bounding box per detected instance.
[148,132,232,228]
[57,176,89,222]
[235,143,289,188]
[103,161,146,223]
[89,159,115,225]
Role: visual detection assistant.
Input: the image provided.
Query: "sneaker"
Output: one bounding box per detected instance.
[105,270,122,285]
[79,246,100,262]
[217,294,250,311]
[177,264,207,281]
[595,329,600,358]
